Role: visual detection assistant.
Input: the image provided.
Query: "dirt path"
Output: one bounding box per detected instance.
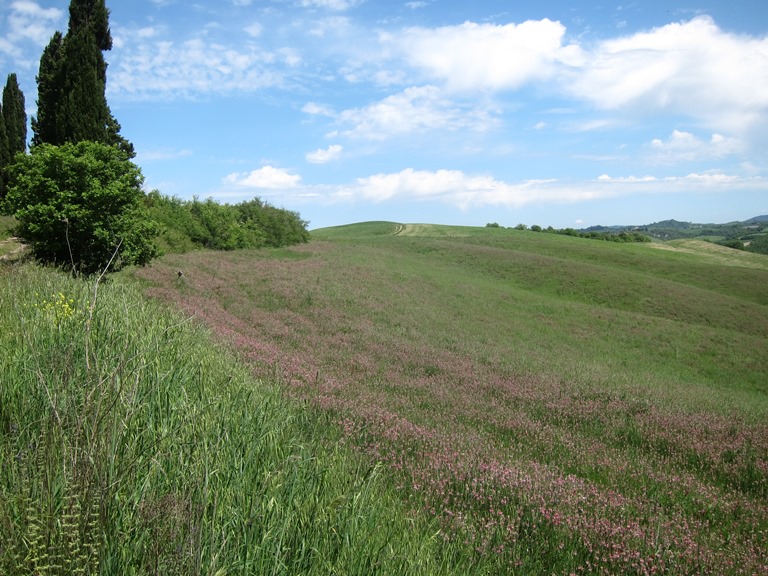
[0,238,26,261]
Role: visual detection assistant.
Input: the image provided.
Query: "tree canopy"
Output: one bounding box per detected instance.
[31,0,132,156]
[6,141,159,273]
[2,74,26,157]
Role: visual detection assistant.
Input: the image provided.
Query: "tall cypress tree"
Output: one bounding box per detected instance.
[31,32,64,148]
[0,107,9,199]
[68,0,112,50]
[31,0,133,157]
[2,74,27,156]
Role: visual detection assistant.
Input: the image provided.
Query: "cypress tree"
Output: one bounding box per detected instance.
[0,108,9,199]
[31,0,133,156]
[2,74,27,156]
[68,0,112,50]
[57,29,110,144]
[31,32,64,148]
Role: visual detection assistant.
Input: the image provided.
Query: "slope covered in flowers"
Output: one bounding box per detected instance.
[135,222,768,574]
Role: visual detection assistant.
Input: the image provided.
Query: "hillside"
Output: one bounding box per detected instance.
[583,214,768,249]
[133,221,768,575]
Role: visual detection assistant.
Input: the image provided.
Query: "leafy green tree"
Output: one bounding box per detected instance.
[143,193,309,253]
[2,74,26,156]
[236,198,309,247]
[746,234,768,255]
[6,141,159,273]
[31,0,133,156]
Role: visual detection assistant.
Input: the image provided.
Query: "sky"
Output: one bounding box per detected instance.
[1,0,767,230]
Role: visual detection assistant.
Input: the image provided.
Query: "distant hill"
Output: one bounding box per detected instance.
[579,216,768,254]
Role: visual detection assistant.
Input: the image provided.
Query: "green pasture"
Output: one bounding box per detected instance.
[2,221,766,574]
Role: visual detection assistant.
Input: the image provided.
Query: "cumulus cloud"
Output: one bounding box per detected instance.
[388,19,584,92]
[334,169,768,209]
[306,144,343,163]
[567,16,768,134]
[649,130,742,162]
[371,15,768,137]
[224,166,302,189]
[352,169,569,208]
[334,85,498,139]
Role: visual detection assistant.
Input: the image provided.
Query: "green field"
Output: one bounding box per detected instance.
[2,221,767,574]
[134,222,767,574]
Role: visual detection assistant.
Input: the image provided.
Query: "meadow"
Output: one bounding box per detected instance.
[2,221,766,574]
[0,260,484,575]
[133,222,768,575]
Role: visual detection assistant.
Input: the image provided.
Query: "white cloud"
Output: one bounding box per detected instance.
[649,130,742,162]
[244,22,263,38]
[224,166,302,189]
[352,169,564,208]
[390,19,584,92]
[371,16,768,139]
[595,171,761,190]
[109,37,286,99]
[302,101,335,116]
[331,169,768,209]
[278,47,302,67]
[299,0,362,11]
[307,16,353,37]
[306,144,343,163]
[335,85,498,140]
[567,16,768,134]
[0,1,63,65]
[137,148,193,161]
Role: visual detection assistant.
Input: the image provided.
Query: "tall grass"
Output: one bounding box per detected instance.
[0,263,492,575]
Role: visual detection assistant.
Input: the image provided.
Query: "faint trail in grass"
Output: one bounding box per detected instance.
[0,237,26,261]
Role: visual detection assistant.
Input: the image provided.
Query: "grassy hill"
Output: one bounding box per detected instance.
[132,221,767,574]
[2,221,767,574]
[583,214,768,253]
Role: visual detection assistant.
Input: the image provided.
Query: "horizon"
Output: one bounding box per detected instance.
[309,212,768,232]
[1,1,767,230]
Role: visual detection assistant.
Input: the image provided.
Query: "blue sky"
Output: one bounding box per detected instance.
[1,0,767,230]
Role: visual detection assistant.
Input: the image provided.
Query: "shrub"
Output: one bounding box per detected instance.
[6,141,159,273]
[144,192,309,253]
[745,234,768,255]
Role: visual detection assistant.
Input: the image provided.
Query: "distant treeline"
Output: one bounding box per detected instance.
[486,222,651,243]
[146,191,310,253]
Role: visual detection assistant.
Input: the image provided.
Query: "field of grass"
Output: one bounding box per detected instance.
[1,262,495,575]
[133,222,768,574]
